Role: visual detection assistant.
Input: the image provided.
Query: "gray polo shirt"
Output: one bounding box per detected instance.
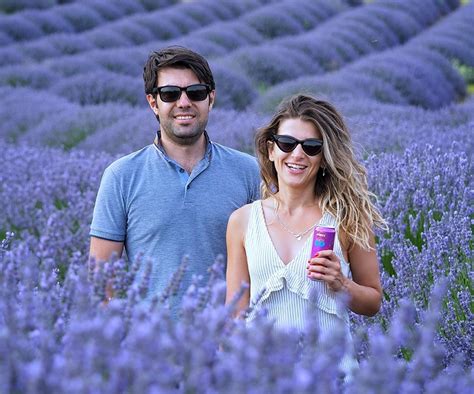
[90,135,260,310]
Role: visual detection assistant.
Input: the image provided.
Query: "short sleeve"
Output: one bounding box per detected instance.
[89,166,127,241]
[249,158,261,203]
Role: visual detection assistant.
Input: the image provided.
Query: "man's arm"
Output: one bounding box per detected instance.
[89,236,124,263]
[89,165,126,263]
[89,237,124,301]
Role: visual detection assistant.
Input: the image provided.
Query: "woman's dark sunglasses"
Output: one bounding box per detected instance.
[271,135,323,156]
[152,83,211,103]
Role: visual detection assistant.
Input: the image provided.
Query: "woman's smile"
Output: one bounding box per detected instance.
[285,162,308,174]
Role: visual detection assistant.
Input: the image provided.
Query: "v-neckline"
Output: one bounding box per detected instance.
[258,200,324,267]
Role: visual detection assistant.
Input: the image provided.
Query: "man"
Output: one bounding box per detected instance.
[89,46,260,311]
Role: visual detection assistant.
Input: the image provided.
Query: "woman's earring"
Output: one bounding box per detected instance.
[322,167,326,177]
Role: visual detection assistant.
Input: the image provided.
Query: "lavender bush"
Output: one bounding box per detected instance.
[0,0,269,68]
[207,63,257,110]
[221,44,319,88]
[87,48,144,76]
[51,71,144,107]
[0,14,43,41]
[171,36,228,59]
[0,238,471,393]
[356,144,473,365]
[346,99,474,156]
[0,87,75,143]
[0,142,113,273]
[241,7,307,38]
[82,28,134,50]
[21,10,75,35]
[1,138,472,369]
[84,0,129,21]
[45,55,106,76]
[0,0,160,25]
[54,4,105,33]
[215,0,461,99]
[131,14,183,41]
[19,103,139,149]
[47,33,96,56]
[0,0,71,14]
[192,21,264,51]
[0,64,55,90]
[105,20,155,45]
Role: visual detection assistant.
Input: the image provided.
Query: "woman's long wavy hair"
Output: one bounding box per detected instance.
[255,94,387,251]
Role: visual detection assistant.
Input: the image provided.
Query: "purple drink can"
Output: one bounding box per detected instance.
[311,226,336,258]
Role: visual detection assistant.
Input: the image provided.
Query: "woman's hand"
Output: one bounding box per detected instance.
[306,250,348,292]
[306,232,382,316]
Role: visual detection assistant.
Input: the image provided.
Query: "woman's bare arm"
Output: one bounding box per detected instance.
[225,205,251,317]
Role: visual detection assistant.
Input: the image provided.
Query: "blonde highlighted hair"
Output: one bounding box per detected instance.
[255,94,386,250]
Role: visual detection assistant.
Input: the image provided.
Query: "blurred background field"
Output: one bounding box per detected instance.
[0,0,473,392]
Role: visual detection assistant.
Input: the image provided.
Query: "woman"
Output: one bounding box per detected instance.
[225,94,386,375]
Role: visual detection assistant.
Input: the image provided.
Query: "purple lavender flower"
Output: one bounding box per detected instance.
[0,0,58,13]
[84,0,125,21]
[242,7,306,38]
[54,4,104,32]
[83,28,133,49]
[22,9,75,35]
[0,64,55,89]
[48,33,96,55]
[210,63,258,110]
[222,44,317,87]
[0,14,43,41]
[106,20,155,45]
[132,13,182,40]
[194,21,263,51]
[51,71,144,106]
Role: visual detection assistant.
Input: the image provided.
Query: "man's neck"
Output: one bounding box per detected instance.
[155,133,207,173]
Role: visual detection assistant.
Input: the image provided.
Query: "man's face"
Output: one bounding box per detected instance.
[147,67,215,146]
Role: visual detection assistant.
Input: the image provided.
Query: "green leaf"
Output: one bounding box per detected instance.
[381,251,397,277]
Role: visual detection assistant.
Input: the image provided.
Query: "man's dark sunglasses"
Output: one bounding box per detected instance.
[271,134,323,156]
[152,83,211,103]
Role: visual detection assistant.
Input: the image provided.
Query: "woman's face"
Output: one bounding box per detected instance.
[269,117,323,192]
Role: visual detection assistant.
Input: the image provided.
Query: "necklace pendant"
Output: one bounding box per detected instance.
[296,235,302,241]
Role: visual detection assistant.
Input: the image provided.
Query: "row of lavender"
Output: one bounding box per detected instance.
[0,0,464,102]
[1,136,472,391]
[0,0,178,40]
[257,2,474,111]
[0,0,348,110]
[0,0,340,64]
[1,0,473,152]
[1,85,472,157]
[0,0,168,15]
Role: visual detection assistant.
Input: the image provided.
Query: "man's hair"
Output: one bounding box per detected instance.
[254,94,387,250]
[143,46,215,95]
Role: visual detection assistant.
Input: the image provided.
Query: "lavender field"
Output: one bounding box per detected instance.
[1,0,473,392]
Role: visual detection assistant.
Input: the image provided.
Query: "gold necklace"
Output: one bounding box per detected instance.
[273,200,319,241]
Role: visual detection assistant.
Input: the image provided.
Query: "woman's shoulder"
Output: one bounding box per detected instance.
[229,198,271,229]
[229,200,260,225]
[227,201,259,242]
[229,200,259,222]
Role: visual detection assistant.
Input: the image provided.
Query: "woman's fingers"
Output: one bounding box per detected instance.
[307,252,343,290]
[308,252,340,272]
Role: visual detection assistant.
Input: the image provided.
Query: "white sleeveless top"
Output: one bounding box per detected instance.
[244,200,357,376]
